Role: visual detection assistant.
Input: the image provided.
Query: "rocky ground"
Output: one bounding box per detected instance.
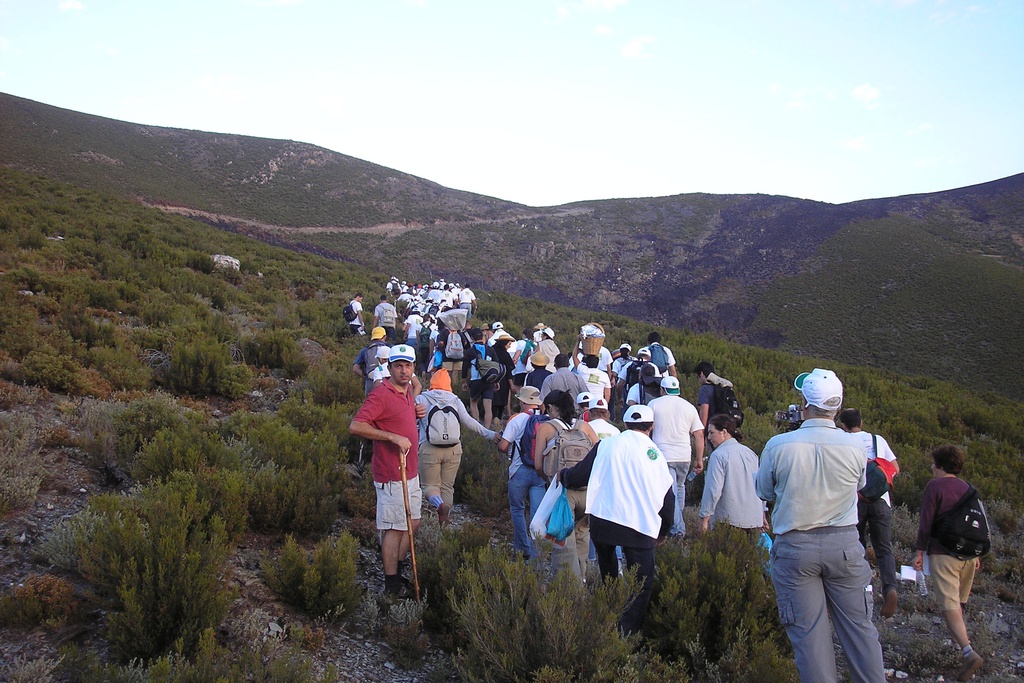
[2,396,1024,682]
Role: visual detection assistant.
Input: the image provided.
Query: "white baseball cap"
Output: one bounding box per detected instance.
[623,404,655,423]
[588,396,608,410]
[794,368,843,410]
[637,346,652,358]
[576,391,593,405]
[389,344,416,363]
[660,376,680,395]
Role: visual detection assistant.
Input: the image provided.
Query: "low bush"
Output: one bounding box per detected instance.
[644,526,795,680]
[88,345,152,391]
[382,599,429,669]
[418,522,492,647]
[0,574,80,630]
[132,419,243,483]
[244,420,348,535]
[244,329,309,378]
[79,478,235,660]
[454,433,508,518]
[0,413,44,514]
[21,346,84,394]
[264,533,362,621]
[168,335,251,399]
[450,545,636,682]
[38,508,104,573]
[58,628,339,683]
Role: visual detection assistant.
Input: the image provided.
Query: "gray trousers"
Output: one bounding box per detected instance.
[771,526,885,683]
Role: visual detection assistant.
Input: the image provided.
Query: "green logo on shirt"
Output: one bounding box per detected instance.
[647,448,658,461]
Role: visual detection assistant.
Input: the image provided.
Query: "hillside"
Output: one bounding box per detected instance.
[2,167,1024,681]
[2,91,1023,399]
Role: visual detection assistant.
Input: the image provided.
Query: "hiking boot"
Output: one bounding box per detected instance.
[881,588,898,618]
[437,502,451,526]
[957,651,984,681]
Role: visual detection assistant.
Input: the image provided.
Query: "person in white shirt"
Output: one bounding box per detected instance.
[575,355,612,403]
[458,285,476,316]
[648,376,704,536]
[839,407,901,619]
[348,293,365,336]
[586,396,620,441]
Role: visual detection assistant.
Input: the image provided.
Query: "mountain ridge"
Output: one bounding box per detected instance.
[3,90,1023,399]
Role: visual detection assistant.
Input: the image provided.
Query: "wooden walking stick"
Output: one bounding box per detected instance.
[398,449,421,601]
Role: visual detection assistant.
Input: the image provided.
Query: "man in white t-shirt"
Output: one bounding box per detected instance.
[839,408,901,619]
[403,312,423,347]
[586,396,620,441]
[576,355,612,403]
[648,376,704,536]
[458,285,476,316]
[497,386,548,560]
[347,293,365,336]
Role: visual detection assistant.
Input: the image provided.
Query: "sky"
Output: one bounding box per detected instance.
[0,0,1022,207]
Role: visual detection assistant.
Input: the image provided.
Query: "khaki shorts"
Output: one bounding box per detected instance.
[442,360,463,376]
[929,552,977,611]
[375,476,422,531]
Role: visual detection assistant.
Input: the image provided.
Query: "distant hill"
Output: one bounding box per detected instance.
[2,91,1023,399]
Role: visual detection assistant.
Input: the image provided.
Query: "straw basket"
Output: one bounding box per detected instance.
[580,322,605,355]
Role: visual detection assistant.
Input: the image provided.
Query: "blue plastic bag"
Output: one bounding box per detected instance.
[546,487,574,542]
[759,531,773,576]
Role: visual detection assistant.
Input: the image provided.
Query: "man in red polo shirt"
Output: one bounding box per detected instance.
[350,344,426,596]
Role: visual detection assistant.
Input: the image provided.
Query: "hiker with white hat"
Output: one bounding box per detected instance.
[558,403,674,636]
[648,375,705,537]
[755,368,885,683]
[349,345,428,598]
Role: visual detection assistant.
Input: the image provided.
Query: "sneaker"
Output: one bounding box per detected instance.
[881,588,898,618]
[957,651,984,681]
[437,502,452,526]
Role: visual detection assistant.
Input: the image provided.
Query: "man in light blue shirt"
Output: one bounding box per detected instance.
[756,368,885,683]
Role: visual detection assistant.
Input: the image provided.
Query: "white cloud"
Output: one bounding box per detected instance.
[621,35,654,59]
[843,136,869,151]
[0,37,9,54]
[58,0,84,11]
[851,83,881,109]
[402,0,426,6]
[582,0,628,10]
[908,121,934,136]
[594,25,613,35]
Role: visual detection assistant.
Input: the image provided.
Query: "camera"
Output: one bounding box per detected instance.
[773,404,804,432]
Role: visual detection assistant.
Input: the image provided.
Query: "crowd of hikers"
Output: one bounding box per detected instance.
[346,278,991,682]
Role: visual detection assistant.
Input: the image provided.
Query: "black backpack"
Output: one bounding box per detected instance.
[624,360,647,391]
[932,485,991,559]
[343,302,358,323]
[712,384,744,427]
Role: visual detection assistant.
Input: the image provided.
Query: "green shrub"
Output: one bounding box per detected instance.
[382,599,429,669]
[1,655,62,683]
[300,363,363,406]
[105,392,187,467]
[39,508,104,573]
[88,345,152,391]
[0,574,80,630]
[58,628,339,683]
[0,413,44,514]
[450,545,636,682]
[168,335,251,398]
[244,420,348,535]
[418,522,493,647]
[79,479,235,660]
[645,526,795,679]
[22,346,84,394]
[244,330,309,378]
[132,419,243,483]
[454,433,508,517]
[264,533,363,621]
